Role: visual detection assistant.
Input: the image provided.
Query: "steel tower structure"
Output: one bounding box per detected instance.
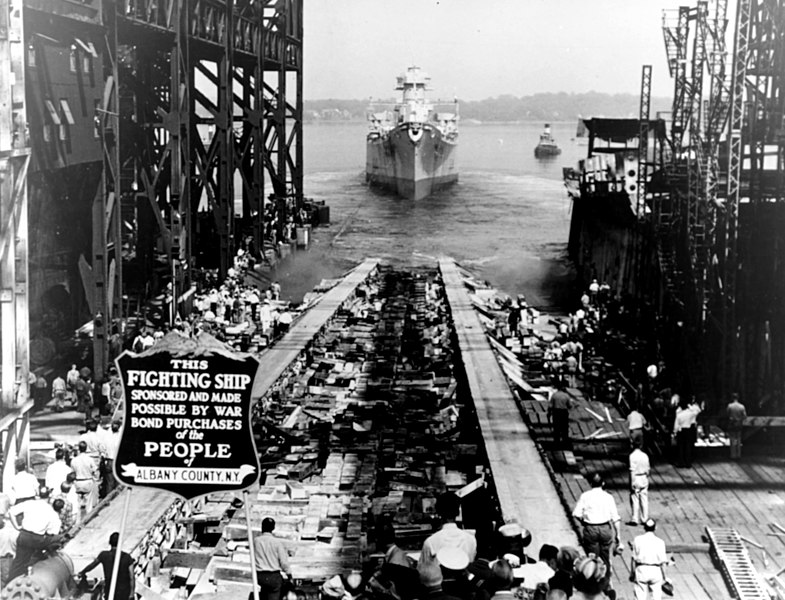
[661,0,785,405]
[14,0,303,383]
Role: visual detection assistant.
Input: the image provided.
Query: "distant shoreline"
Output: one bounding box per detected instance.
[303,119,579,125]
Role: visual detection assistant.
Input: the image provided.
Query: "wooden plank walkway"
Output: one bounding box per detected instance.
[62,487,180,573]
[440,258,579,549]
[251,258,379,399]
[446,267,785,599]
[506,322,783,599]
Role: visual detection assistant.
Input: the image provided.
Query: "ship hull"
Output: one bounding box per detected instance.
[534,144,561,158]
[366,124,458,200]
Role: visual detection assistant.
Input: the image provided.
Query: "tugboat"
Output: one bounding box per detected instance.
[365,66,459,200]
[534,123,562,158]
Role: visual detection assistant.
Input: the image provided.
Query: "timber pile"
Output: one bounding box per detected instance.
[208,267,490,589]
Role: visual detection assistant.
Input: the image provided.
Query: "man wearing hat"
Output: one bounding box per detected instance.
[572,554,611,599]
[571,473,622,571]
[497,523,535,565]
[253,517,291,600]
[421,492,476,564]
[417,555,460,600]
[630,519,669,600]
[435,547,470,599]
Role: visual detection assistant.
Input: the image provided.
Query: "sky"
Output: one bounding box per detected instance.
[303,0,717,101]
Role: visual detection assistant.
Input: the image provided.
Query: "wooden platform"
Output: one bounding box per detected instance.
[62,487,180,573]
[506,328,783,598]
[445,266,785,599]
[251,258,379,399]
[440,258,579,549]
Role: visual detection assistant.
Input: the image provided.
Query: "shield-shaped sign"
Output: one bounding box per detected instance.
[114,333,260,499]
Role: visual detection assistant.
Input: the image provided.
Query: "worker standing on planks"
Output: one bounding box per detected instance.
[726,393,747,460]
[549,377,574,448]
[628,440,650,527]
[629,519,670,600]
[79,532,135,600]
[253,517,292,600]
[572,473,622,573]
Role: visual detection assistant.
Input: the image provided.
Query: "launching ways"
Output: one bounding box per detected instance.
[54,257,785,600]
[439,258,578,548]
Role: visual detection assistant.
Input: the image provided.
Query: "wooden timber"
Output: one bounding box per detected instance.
[63,260,380,585]
[251,259,379,399]
[439,258,579,549]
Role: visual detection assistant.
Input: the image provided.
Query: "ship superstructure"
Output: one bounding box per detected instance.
[366,66,459,200]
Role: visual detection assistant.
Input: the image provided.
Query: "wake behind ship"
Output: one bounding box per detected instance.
[366,66,459,200]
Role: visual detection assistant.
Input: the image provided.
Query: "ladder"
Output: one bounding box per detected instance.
[705,527,769,600]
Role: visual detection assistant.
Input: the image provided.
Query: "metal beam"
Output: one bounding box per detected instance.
[0,0,30,409]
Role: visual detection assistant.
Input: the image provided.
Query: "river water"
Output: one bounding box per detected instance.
[272,120,587,311]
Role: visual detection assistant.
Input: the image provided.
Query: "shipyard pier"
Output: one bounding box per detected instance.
[1,0,785,599]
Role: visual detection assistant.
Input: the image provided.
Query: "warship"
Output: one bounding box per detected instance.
[366,66,459,200]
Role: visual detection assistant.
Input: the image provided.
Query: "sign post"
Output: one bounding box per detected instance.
[107,487,132,600]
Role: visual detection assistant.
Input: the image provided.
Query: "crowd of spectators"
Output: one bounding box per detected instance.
[258,491,615,600]
[0,244,299,584]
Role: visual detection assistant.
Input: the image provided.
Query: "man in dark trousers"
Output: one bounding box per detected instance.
[79,531,135,600]
[726,393,748,460]
[549,378,573,447]
[253,517,291,600]
[572,473,622,572]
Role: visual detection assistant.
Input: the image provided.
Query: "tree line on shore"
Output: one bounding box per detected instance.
[305,92,671,123]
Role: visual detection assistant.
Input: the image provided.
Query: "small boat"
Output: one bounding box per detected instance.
[534,123,562,158]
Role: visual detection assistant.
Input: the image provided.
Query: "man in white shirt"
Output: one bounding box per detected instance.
[627,406,648,448]
[51,375,67,412]
[44,448,73,493]
[673,398,702,468]
[515,543,558,594]
[10,459,39,505]
[64,475,81,526]
[79,421,107,457]
[8,487,62,580]
[630,519,669,600]
[140,330,155,350]
[102,421,122,496]
[71,442,99,515]
[628,441,651,526]
[66,364,80,396]
[421,492,477,563]
[572,473,621,571]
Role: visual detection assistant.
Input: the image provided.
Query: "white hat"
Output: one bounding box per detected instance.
[436,546,470,571]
